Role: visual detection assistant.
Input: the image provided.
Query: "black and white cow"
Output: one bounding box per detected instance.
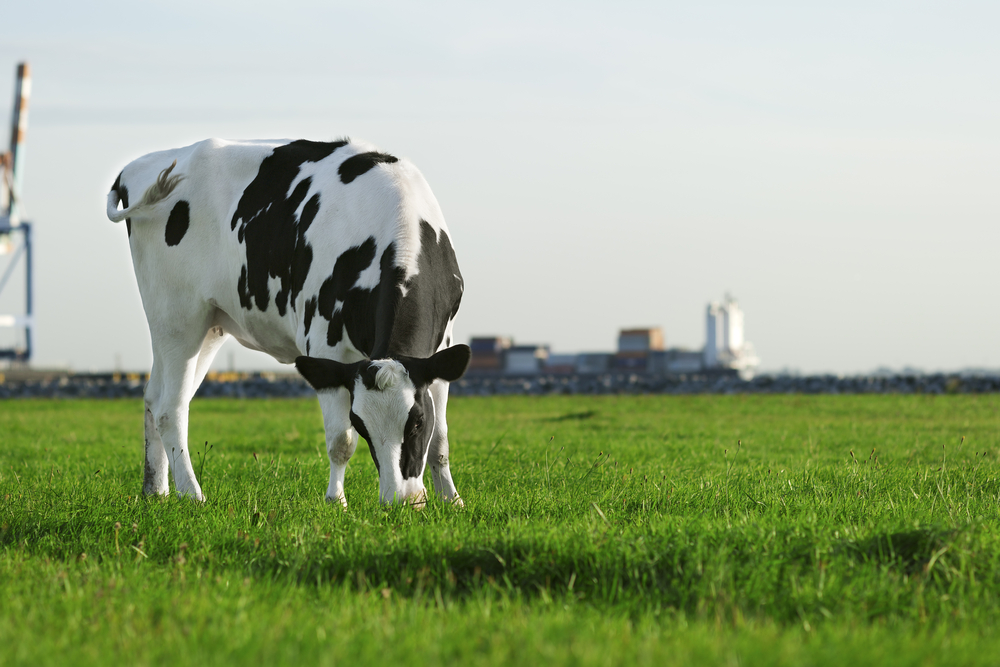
[106,138,470,507]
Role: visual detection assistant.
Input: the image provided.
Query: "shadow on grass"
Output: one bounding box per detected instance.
[838,527,956,575]
[543,410,598,422]
[0,511,983,624]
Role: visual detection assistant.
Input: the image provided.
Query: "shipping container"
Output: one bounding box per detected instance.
[470,336,511,355]
[613,354,649,371]
[543,353,577,375]
[576,353,613,374]
[505,345,549,375]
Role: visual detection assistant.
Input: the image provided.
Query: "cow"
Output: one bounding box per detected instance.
[106,138,470,507]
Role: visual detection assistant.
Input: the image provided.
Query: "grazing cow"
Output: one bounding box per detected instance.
[106,138,470,507]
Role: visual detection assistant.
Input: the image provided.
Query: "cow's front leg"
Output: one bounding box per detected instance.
[325,427,358,507]
[317,387,356,507]
[428,379,463,506]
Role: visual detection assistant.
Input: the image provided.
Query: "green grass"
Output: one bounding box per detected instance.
[2,394,1000,665]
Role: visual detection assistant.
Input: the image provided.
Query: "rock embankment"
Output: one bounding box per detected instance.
[0,370,997,399]
[450,373,994,396]
[0,372,314,400]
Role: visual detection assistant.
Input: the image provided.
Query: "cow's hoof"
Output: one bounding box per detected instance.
[407,489,428,510]
[450,495,465,509]
[325,494,348,510]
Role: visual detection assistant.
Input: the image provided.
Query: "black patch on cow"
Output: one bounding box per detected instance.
[338,152,399,184]
[317,238,377,351]
[359,364,380,390]
[309,220,462,361]
[385,221,464,357]
[295,356,362,391]
[112,172,132,237]
[231,140,348,315]
[399,391,433,479]
[303,296,317,337]
[317,238,408,357]
[349,410,380,473]
[237,267,251,310]
[165,200,190,246]
[317,237,377,320]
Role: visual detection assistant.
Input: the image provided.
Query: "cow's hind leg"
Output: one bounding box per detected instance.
[428,379,463,507]
[317,388,357,507]
[144,327,229,496]
[143,359,170,496]
[145,309,216,500]
[194,325,230,389]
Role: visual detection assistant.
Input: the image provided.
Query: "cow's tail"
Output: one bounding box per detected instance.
[106,160,185,223]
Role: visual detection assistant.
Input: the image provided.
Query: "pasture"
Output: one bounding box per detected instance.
[2,394,999,666]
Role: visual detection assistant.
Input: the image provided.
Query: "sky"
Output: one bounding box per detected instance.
[0,1,997,374]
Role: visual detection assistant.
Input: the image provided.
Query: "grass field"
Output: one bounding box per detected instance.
[2,394,1000,666]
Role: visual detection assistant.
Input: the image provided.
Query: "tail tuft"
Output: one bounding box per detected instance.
[107,160,185,223]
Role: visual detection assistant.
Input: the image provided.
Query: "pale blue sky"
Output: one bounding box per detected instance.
[1,1,997,373]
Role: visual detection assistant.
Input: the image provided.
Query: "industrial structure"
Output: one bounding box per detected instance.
[0,62,33,363]
[703,294,759,378]
[467,294,759,378]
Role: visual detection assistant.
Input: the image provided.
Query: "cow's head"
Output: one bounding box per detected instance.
[295,345,471,506]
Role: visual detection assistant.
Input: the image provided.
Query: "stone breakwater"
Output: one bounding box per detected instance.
[0,371,998,399]
[0,373,314,400]
[450,373,997,396]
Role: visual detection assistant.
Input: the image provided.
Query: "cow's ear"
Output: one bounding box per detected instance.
[295,356,361,390]
[424,344,471,383]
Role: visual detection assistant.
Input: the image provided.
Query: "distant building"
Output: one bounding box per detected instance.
[505,345,549,375]
[614,327,664,372]
[648,349,703,374]
[704,295,759,378]
[466,299,761,379]
[667,350,704,374]
[468,337,553,375]
[618,328,664,352]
